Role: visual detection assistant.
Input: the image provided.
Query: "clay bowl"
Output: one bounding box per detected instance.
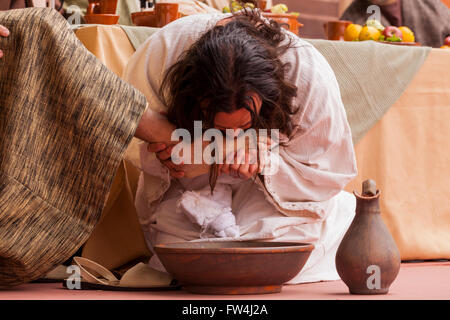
[131,10,184,27]
[154,241,314,295]
[84,13,119,25]
[131,11,158,27]
[262,12,303,35]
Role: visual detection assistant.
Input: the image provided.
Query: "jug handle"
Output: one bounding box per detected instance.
[87,2,98,14]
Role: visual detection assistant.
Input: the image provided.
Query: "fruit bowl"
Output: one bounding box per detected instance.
[154,241,314,295]
[378,41,421,46]
[344,22,419,46]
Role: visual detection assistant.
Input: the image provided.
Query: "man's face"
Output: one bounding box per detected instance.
[369,0,397,5]
[213,92,262,135]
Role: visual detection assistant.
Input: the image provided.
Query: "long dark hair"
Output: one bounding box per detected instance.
[159,3,299,189]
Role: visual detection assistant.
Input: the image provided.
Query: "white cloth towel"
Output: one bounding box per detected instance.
[177,184,240,238]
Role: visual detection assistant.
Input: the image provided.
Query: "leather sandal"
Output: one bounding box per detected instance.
[62,257,180,291]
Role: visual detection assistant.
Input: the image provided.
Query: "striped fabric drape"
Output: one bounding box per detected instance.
[0,8,147,287]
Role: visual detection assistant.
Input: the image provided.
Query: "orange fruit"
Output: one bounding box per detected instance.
[344,24,363,41]
[358,26,381,41]
[399,26,415,43]
[441,45,450,49]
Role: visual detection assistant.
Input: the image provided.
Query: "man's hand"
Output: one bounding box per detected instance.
[148,141,210,179]
[0,25,10,59]
[135,108,176,144]
[148,143,185,178]
[219,134,272,180]
[147,131,273,180]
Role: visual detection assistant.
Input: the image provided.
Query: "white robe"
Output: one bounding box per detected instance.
[123,13,358,283]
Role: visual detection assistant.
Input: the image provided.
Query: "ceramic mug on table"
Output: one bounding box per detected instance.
[155,3,180,28]
[87,0,118,14]
[257,0,268,10]
[324,20,352,40]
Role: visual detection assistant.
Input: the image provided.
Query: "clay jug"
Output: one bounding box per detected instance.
[335,179,401,294]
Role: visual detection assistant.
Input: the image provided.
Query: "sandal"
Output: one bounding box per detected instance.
[62,257,180,291]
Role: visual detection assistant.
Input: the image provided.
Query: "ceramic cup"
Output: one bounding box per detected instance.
[257,0,268,10]
[155,3,180,28]
[324,20,352,41]
[87,0,118,14]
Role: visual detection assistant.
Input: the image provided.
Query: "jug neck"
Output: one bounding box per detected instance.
[353,190,381,215]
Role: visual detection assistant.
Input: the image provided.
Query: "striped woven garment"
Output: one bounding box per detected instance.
[0,8,147,287]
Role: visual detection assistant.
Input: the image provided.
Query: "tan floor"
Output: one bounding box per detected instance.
[1,262,449,300]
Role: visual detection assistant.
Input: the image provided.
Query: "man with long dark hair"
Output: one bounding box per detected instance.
[124,5,358,283]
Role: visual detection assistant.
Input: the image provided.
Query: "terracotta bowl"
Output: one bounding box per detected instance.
[131,10,184,27]
[262,12,303,35]
[154,241,314,295]
[131,11,158,27]
[84,13,119,25]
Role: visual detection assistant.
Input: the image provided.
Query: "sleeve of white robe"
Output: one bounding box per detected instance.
[257,39,358,220]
